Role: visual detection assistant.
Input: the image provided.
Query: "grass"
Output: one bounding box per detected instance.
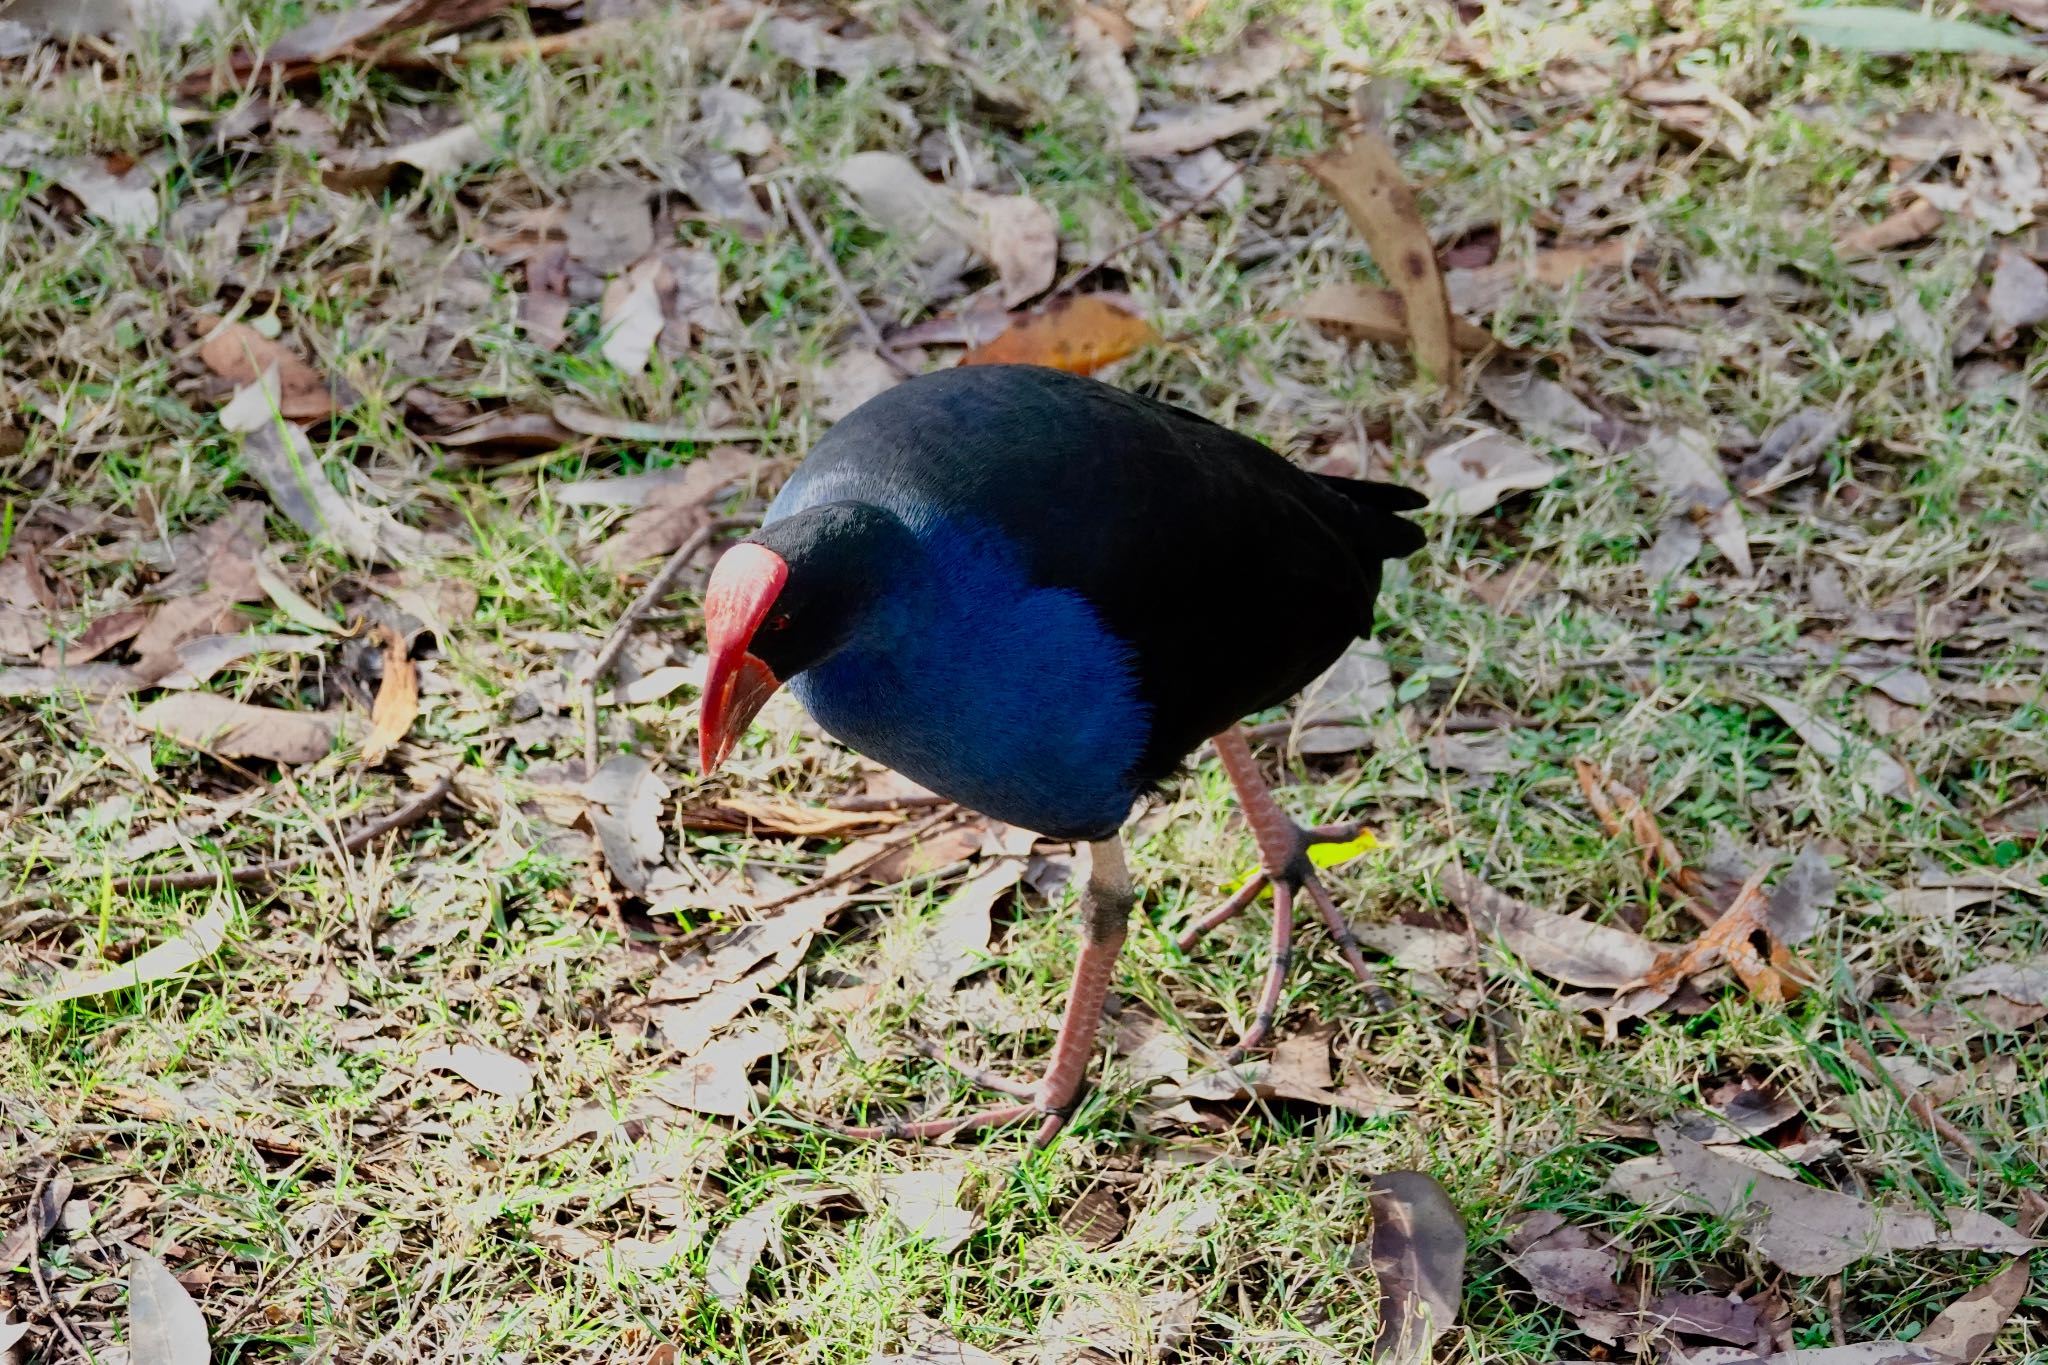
[2,0,2047,1360]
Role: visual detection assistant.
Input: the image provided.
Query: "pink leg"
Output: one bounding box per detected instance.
[826,836,1133,1147]
[1182,726,1391,1046]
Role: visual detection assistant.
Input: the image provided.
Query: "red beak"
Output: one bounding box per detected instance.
[699,542,788,775]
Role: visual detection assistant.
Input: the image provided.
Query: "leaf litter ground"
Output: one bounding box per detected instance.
[2,0,2048,1362]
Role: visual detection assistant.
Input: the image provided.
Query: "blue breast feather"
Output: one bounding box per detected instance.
[766,484,1149,839]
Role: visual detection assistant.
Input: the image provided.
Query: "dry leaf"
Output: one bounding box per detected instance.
[195,317,341,422]
[1679,1346,1940,1364]
[564,182,654,273]
[960,190,1057,306]
[418,1043,534,1098]
[1607,1128,2040,1275]
[225,379,430,563]
[0,1166,72,1269]
[644,897,837,1054]
[1987,247,2048,347]
[1504,1212,1633,1343]
[128,1251,209,1365]
[1915,1258,2029,1362]
[834,152,979,262]
[1447,235,1636,315]
[321,112,499,191]
[961,294,1153,374]
[582,754,670,896]
[135,693,347,764]
[908,862,1023,988]
[1291,284,1494,353]
[647,1023,785,1118]
[866,1333,1006,1365]
[762,14,914,77]
[1951,957,2048,1005]
[1123,98,1279,157]
[1307,128,1457,387]
[1759,694,1914,800]
[1477,369,1615,455]
[600,258,666,374]
[40,604,149,666]
[813,349,907,423]
[0,550,53,658]
[16,904,227,1007]
[1766,844,1835,946]
[1072,11,1138,128]
[1837,199,1945,258]
[1368,1172,1465,1365]
[362,624,418,764]
[156,633,328,689]
[1439,868,1661,990]
[879,1165,982,1252]
[1643,428,1751,577]
[593,446,754,571]
[705,1203,782,1306]
[1422,429,1563,517]
[520,245,570,350]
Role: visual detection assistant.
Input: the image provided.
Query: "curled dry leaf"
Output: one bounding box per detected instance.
[320,112,500,192]
[1368,1171,1465,1365]
[1422,429,1562,517]
[1307,127,1457,387]
[418,1043,534,1098]
[960,294,1153,374]
[1504,1211,1633,1343]
[959,190,1057,306]
[156,633,328,689]
[1477,369,1616,456]
[1836,198,1945,259]
[600,258,667,375]
[135,693,349,764]
[361,624,419,765]
[195,316,342,422]
[128,1251,210,1365]
[1950,957,2048,1006]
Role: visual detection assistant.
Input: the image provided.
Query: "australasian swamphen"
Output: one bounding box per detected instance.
[699,363,1426,1143]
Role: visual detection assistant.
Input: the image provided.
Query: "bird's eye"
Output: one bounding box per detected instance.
[766,613,790,632]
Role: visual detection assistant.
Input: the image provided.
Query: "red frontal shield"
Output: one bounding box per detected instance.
[700,543,788,773]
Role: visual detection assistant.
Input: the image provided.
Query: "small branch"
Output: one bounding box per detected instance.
[780,183,916,378]
[748,809,963,912]
[102,775,456,896]
[1553,651,2010,675]
[581,516,753,776]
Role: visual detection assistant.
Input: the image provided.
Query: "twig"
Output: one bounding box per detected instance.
[580,516,753,776]
[25,1165,92,1364]
[1844,1038,2048,1235]
[779,183,915,379]
[749,809,963,912]
[99,775,456,896]
[1553,651,2011,674]
[824,793,950,813]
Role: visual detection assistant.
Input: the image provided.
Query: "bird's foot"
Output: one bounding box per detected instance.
[1177,820,1394,1061]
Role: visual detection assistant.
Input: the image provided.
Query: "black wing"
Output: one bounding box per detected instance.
[787,365,1424,783]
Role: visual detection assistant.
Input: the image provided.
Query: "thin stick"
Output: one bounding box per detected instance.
[581,516,751,775]
[101,775,455,897]
[1046,151,1255,302]
[780,184,915,379]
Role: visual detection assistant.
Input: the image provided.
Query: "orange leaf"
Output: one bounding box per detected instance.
[959,295,1152,375]
[362,624,419,765]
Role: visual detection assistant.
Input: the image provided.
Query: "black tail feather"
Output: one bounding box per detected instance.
[1314,473,1429,559]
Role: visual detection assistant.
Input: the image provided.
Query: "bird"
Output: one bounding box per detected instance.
[698,363,1426,1144]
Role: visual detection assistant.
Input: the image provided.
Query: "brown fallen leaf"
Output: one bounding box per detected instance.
[1307,127,1457,387]
[1072,10,1138,128]
[1504,1211,1634,1343]
[1914,1258,2029,1362]
[1987,246,2048,347]
[1368,1172,1465,1365]
[128,1250,209,1365]
[520,245,571,351]
[0,548,54,658]
[1642,427,1751,578]
[362,624,419,765]
[677,796,905,838]
[1951,956,2048,1005]
[19,905,231,1006]
[908,861,1025,989]
[39,604,149,666]
[1606,1127,2040,1275]
[647,1023,785,1118]
[1447,235,1636,316]
[593,446,755,572]
[581,754,669,896]
[1123,98,1280,157]
[194,316,343,422]
[1836,198,1945,259]
[1759,693,1915,801]
[705,1201,783,1306]
[960,294,1153,374]
[1439,868,1662,990]
[321,112,500,192]
[1421,429,1563,517]
[960,190,1058,307]
[643,896,839,1054]
[824,821,984,886]
[157,633,329,689]
[600,257,667,374]
[1290,283,1494,353]
[1477,369,1617,456]
[418,1042,534,1098]
[879,1164,983,1252]
[1621,865,1807,1008]
[135,694,349,764]
[0,1165,72,1270]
